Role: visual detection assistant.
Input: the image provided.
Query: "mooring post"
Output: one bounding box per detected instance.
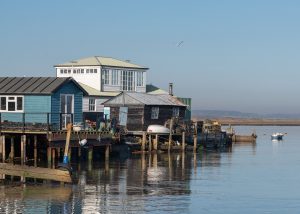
[34,135,37,167]
[193,122,198,153]
[148,135,152,152]
[141,131,146,152]
[63,123,72,164]
[182,132,185,152]
[168,118,173,153]
[1,135,5,163]
[52,148,56,169]
[47,147,51,168]
[10,137,15,161]
[21,135,26,165]
[154,134,158,151]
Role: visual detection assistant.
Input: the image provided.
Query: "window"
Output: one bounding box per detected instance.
[121,70,134,91]
[136,72,144,86]
[172,107,179,117]
[0,97,6,110]
[93,69,97,73]
[112,70,119,85]
[89,98,96,111]
[60,69,63,74]
[103,69,110,85]
[81,69,84,74]
[68,69,71,74]
[151,107,159,119]
[0,96,23,112]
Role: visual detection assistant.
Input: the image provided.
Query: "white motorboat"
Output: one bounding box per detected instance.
[147,125,170,135]
[271,132,284,140]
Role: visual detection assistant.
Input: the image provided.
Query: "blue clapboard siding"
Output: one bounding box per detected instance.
[51,81,83,127]
[24,95,51,123]
[1,96,51,123]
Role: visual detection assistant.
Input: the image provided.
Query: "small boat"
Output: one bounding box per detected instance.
[271,132,284,140]
[147,125,170,135]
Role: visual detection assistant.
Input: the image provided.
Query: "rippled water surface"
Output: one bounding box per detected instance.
[1,126,300,213]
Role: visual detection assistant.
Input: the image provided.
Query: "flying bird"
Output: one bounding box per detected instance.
[176,41,184,47]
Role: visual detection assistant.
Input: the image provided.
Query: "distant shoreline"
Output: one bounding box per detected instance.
[192,117,300,126]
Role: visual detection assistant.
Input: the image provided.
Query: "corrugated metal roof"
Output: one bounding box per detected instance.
[78,82,120,97]
[55,56,148,69]
[0,77,86,95]
[104,92,187,106]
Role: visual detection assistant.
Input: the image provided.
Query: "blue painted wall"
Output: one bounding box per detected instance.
[51,81,83,128]
[1,95,51,123]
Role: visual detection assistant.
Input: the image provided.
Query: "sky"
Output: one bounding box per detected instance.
[1,0,300,114]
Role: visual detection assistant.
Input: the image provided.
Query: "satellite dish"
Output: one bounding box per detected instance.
[79,139,87,146]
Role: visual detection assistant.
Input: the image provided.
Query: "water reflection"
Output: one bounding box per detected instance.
[0,151,232,214]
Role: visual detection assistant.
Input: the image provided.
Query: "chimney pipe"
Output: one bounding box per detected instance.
[169,83,173,96]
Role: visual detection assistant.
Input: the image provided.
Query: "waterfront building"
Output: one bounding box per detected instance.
[54,56,148,93]
[103,92,187,131]
[0,77,87,130]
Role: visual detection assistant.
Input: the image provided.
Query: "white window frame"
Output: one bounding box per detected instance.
[112,70,119,85]
[0,95,24,112]
[136,71,144,87]
[151,106,159,119]
[89,98,96,112]
[103,69,110,85]
[172,107,180,117]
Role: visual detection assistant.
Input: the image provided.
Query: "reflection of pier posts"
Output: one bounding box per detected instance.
[168,153,172,179]
[88,147,93,165]
[153,153,158,169]
[105,145,110,173]
[52,148,56,169]
[141,152,146,171]
[193,152,197,172]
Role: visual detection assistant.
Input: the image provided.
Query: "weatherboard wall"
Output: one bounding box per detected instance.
[1,95,51,123]
[51,81,83,127]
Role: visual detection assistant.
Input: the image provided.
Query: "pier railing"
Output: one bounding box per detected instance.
[0,112,74,132]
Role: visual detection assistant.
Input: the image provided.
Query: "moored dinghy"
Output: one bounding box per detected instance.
[271,132,284,140]
[147,125,170,135]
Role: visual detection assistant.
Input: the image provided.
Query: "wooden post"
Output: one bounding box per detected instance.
[68,148,71,162]
[105,145,110,161]
[21,135,26,165]
[10,137,15,161]
[141,131,146,152]
[182,132,185,152]
[148,135,152,152]
[34,136,37,167]
[47,147,51,168]
[168,118,173,153]
[193,122,198,153]
[0,136,3,160]
[63,123,72,164]
[52,148,56,169]
[1,135,5,163]
[154,134,158,151]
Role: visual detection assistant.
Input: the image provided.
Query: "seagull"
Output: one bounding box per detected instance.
[176,41,184,47]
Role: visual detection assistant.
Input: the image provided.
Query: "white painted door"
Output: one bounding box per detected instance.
[61,94,74,129]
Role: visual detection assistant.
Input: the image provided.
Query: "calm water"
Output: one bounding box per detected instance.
[1,126,300,214]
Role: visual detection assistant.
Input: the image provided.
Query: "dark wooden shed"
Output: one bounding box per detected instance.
[103,92,187,131]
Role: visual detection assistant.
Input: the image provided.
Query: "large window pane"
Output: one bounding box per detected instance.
[17,97,23,110]
[0,97,6,110]
[8,102,15,111]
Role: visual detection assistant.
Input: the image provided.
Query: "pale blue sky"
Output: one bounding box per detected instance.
[1,0,300,114]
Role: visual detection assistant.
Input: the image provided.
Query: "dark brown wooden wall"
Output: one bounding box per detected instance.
[107,105,186,131]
